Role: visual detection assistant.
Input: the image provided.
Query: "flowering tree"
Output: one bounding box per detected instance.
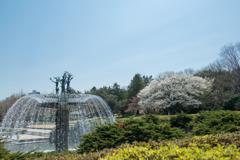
[138,73,212,114]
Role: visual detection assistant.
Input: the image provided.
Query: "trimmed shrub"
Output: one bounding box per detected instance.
[102,143,240,160]
[192,110,240,135]
[77,115,184,154]
[101,131,240,160]
[26,131,240,159]
[170,111,194,131]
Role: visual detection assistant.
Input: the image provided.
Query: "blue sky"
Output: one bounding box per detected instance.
[0,0,240,100]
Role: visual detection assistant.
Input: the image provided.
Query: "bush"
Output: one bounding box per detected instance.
[0,138,9,159]
[25,131,240,159]
[170,111,194,131]
[77,115,184,154]
[0,138,28,160]
[101,131,240,160]
[102,142,240,160]
[223,95,240,111]
[0,138,42,160]
[192,110,240,135]
[76,123,129,154]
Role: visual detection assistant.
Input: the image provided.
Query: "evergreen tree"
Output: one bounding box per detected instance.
[142,75,153,85]
[128,73,145,99]
[112,83,127,101]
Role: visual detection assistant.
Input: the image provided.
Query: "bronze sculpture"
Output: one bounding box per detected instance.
[66,73,73,93]
[51,71,72,94]
[50,77,60,94]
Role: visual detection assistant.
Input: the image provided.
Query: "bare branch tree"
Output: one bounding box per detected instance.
[206,59,225,72]
[220,42,240,93]
[220,43,240,71]
[184,68,195,75]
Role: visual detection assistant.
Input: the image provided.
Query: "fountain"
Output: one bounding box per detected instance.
[0,72,115,153]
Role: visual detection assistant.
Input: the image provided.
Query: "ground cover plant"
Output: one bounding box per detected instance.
[102,131,240,159]
[24,131,240,159]
[102,141,240,159]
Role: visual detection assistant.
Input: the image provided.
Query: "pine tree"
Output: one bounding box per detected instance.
[128,74,145,99]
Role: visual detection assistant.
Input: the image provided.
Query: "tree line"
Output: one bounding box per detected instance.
[87,42,240,115]
[0,42,240,119]
[85,74,153,116]
[0,93,24,121]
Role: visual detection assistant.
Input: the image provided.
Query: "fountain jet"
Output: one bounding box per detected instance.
[0,72,115,153]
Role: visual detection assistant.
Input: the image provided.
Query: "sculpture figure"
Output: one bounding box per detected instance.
[66,73,73,93]
[50,77,60,94]
[51,71,74,95]
[60,72,68,94]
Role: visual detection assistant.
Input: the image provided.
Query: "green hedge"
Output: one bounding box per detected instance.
[29,131,240,160]
[170,111,194,131]
[193,110,240,135]
[77,115,184,154]
[1,110,240,159]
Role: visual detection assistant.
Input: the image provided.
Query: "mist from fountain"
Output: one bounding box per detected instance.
[0,93,115,152]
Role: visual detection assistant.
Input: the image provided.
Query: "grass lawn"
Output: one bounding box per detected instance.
[116,114,178,122]
[116,110,240,122]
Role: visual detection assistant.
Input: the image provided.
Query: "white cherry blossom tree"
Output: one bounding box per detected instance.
[138,73,213,114]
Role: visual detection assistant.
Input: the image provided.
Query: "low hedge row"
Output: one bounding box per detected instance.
[102,131,240,159]
[1,110,240,159]
[77,114,184,154]
[77,110,240,153]
[27,131,240,160]
[102,143,240,160]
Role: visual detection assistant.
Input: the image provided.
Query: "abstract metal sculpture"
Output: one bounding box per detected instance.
[44,72,77,153]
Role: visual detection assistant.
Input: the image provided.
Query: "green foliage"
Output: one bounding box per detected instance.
[223,94,240,111]
[2,111,240,159]
[170,111,194,131]
[85,74,152,116]
[0,139,9,159]
[102,131,240,160]
[0,138,33,160]
[192,110,240,135]
[87,84,128,114]
[68,87,81,94]
[196,69,234,110]
[24,151,77,159]
[128,73,145,99]
[142,114,160,124]
[142,75,153,84]
[77,124,129,154]
[77,115,184,154]
[24,131,240,159]
[77,111,240,154]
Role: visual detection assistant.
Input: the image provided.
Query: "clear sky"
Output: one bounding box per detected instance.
[0,0,240,100]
